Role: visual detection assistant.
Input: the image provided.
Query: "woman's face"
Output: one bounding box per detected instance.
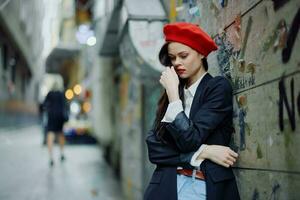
[167,42,204,85]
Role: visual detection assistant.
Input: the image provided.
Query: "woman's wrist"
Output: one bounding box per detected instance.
[197,145,210,160]
[166,88,179,102]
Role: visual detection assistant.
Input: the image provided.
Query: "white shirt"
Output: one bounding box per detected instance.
[162,72,208,167]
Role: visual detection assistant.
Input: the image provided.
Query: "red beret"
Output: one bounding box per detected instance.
[162,22,218,57]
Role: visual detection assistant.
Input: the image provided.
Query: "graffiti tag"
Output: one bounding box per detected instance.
[278,76,300,131]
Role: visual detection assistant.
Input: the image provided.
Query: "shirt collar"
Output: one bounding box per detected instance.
[184,72,207,97]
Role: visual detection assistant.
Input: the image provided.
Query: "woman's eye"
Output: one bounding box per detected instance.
[180,55,188,59]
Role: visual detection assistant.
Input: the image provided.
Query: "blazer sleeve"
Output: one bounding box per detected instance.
[146,130,195,168]
[165,77,233,152]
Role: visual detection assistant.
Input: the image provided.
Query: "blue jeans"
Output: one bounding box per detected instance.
[177,174,206,200]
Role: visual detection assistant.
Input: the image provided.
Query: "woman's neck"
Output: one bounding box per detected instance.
[187,68,206,88]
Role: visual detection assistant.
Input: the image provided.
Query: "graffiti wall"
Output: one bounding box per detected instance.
[170,0,300,198]
[119,24,163,199]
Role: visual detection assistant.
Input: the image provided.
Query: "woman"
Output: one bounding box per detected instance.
[44,82,68,167]
[144,22,240,200]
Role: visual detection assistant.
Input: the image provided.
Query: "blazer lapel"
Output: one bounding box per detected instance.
[189,73,212,120]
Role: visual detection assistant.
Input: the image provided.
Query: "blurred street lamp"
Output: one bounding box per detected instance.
[65,89,74,100]
[75,24,96,46]
[82,101,91,113]
[73,84,82,95]
[70,101,81,115]
[86,36,96,46]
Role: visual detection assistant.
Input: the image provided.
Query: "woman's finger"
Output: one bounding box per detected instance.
[229,150,238,158]
[159,77,165,86]
[162,69,171,78]
[170,66,178,77]
[227,155,236,163]
[170,66,176,74]
[160,75,164,81]
[224,159,233,167]
[213,156,229,168]
[220,161,230,168]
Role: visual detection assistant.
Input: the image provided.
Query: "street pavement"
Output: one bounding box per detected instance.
[0,125,123,200]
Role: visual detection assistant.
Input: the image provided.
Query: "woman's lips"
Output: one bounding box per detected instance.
[176,69,186,75]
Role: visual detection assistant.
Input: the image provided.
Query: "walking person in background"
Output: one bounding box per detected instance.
[44,81,68,167]
[144,22,240,200]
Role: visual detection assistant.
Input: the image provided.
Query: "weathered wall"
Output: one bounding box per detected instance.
[118,72,144,200]
[116,4,166,198]
[93,0,299,199]
[170,0,300,198]
[90,56,115,146]
[118,27,163,199]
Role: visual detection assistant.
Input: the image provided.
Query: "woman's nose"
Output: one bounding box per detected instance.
[174,57,182,67]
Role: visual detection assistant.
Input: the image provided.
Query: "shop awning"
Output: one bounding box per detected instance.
[99,0,167,78]
[46,44,80,73]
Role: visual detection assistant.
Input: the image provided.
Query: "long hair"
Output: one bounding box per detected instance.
[154,43,208,140]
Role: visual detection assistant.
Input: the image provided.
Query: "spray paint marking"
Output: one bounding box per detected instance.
[252,188,259,200]
[219,0,227,8]
[215,33,234,80]
[237,95,247,150]
[215,16,256,91]
[270,182,280,199]
[278,76,299,132]
[239,16,253,60]
[282,8,300,63]
[238,108,247,150]
[272,0,290,11]
[298,90,300,117]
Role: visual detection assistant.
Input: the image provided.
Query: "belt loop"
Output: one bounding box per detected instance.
[192,169,196,181]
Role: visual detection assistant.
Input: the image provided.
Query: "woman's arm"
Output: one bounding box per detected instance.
[166,77,233,152]
[196,145,238,168]
[159,67,234,152]
[146,130,194,168]
[146,130,238,168]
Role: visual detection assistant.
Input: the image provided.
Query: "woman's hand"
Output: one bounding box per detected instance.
[159,66,180,102]
[197,145,238,168]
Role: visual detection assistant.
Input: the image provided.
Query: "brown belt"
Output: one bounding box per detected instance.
[177,169,205,180]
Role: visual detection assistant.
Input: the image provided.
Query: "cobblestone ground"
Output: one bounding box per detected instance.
[0,125,123,200]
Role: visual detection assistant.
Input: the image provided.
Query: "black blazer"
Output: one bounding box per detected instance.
[144,73,240,200]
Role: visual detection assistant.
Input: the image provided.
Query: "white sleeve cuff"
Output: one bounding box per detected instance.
[190,145,208,167]
[161,100,183,122]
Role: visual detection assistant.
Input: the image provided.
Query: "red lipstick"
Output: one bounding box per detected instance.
[176,69,186,75]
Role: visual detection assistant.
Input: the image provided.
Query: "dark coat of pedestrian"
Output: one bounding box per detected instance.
[44,90,67,132]
[43,82,68,167]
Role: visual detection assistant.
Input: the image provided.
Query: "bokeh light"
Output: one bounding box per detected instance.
[73,84,82,95]
[65,89,74,100]
[82,101,91,113]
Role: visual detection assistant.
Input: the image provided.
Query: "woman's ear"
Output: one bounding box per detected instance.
[199,53,205,60]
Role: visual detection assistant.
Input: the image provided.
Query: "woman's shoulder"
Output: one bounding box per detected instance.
[207,75,232,91]
[209,75,230,84]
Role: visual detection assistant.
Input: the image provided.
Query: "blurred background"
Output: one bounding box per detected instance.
[0,0,299,199]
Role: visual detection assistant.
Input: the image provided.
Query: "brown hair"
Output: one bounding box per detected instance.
[159,43,208,70]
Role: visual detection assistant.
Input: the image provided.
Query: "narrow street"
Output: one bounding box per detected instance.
[1,0,299,199]
[0,125,123,200]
